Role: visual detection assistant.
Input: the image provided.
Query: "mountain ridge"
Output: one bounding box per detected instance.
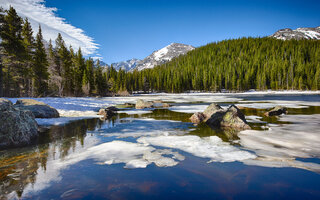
[270,26,320,40]
[109,43,195,72]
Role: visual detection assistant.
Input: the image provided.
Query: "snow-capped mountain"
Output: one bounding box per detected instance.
[94,59,108,67]
[133,43,195,71]
[270,26,320,40]
[111,58,141,71]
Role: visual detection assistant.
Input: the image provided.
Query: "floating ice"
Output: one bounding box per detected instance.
[239,114,320,172]
[169,104,209,113]
[117,109,153,115]
[137,135,256,163]
[245,115,266,123]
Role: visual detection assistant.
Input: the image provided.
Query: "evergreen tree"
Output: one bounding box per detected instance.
[21,18,34,96]
[74,48,85,96]
[33,26,49,96]
[55,33,73,96]
[0,6,25,96]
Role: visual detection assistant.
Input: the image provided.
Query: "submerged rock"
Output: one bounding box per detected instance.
[136,99,153,109]
[98,106,118,119]
[264,106,288,116]
[14,99,59,118]
[0,98,38,149]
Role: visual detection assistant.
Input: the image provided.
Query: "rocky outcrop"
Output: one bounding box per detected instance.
[218,105,250,130]
[190,103,250,130]
[0,98,38,149]
[136,99,153,109]
[270,27,320,40]
[14,99,59,118]
[189,103,223,123]
[264,106,288,116]
[203,103,223,119]
[98,106,119,119]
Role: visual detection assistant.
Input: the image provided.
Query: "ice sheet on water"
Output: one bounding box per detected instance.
[236,102,308,109]
[245,115,266,124]
[137,135,256,163]
[239,114,320,172]
[117,109,153,115]
[169,104,209,113]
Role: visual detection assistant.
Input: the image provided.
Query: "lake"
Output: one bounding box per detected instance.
[1,92,320,199]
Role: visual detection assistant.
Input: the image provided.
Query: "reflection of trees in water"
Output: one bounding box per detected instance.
[0,118,99,199]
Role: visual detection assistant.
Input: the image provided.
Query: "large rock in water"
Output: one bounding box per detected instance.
[0,98,38,149]
[264,106,288,116]
[14,99,59,118]
[135,99,153,109]
[98,106,119,119]
[189,103,223,124]
[190,103,250,130]
[218,105,251,130]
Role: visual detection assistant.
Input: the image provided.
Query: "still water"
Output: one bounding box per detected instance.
[1,93,320,199]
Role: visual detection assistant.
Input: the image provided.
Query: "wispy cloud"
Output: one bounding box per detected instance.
[0,0,99,55]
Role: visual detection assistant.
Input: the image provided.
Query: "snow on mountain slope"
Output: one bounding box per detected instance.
[133,43,195,71]
[270,26,320,40]
[111,58,141,71]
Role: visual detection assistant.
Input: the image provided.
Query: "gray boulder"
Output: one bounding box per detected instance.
[14,99,59,118]
[264,106,288,116]
[218,105,251,130]
[191,103,251,130]
[0,98,38,149]
[136,99,153,109]
[98,106,118,119]
[189,103,223,124]
[203,103,223,120]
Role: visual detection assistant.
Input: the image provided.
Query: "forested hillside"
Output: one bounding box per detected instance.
[1,6,319,97]
[126,37,320,92]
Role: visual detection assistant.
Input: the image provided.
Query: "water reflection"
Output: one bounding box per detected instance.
[1,94,320,199]
[0,118,100,199]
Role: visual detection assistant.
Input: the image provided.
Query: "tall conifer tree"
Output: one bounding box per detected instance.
[33,25,49,96]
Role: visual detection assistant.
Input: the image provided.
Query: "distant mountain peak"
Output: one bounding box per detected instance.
[270,26,320,40]
[110,58,141,71]
[110,43,195,72]
[133,43,195,71]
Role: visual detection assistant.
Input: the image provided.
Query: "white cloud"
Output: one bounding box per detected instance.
[0,0,99,55]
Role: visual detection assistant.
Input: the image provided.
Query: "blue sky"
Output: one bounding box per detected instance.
[2,0,320,63]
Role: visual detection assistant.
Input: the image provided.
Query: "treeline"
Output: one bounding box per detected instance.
[1,7,320,97]
[0,6,114,97]
[126,37,320,92]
